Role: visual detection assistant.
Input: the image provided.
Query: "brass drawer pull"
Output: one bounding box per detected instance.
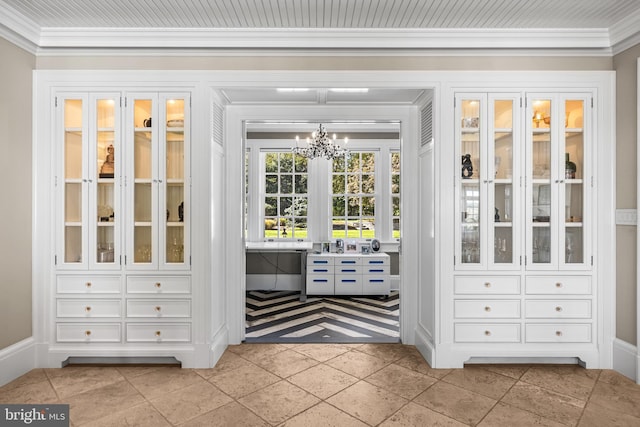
[556,331,563,337]
[155,330,162,337]
[484,330,491,336]
[555,282,562,288]
[85,306,92,312]
[484,306,491,312]
[86,282,92,288]
[155,306,162,312]
[484,282,491,288]
[555,306,563,312]
[155,282,162,288]
[85,330,92,336]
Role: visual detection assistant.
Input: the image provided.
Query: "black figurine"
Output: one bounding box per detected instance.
[495,207,500,222]
[462,154,473,178]
[178,202,184,222]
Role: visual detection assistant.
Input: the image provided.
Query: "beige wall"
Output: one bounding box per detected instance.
[613,44,640,345]
[0,38,35,349]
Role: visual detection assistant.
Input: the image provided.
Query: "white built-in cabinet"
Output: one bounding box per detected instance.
[449,91,597,366]
[53,91,192,363]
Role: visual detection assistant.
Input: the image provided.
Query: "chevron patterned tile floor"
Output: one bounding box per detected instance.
[245,291,400,343]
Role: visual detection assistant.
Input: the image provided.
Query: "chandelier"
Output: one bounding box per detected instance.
[292,124,349,160]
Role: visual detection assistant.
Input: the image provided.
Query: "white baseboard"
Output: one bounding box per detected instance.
[414,325,435,368]
[612,338,638,382]
[0,337,36,387]
[209,326,229,368]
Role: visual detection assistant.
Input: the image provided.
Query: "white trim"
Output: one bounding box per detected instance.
[612,338,638,382]
[0,338,36,387]
[610,7,640,52]
[35,27,613,50]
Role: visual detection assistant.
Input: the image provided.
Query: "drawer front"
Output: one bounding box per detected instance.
[307,256,334,266]
[454,323,520,343]
[308,265,334,274]
[57,299,121,318]
[454,300,520,319]
[362,256,389,266]
[126,323,191,343]
[57,276,121,294]
[306,275,335,294]
[126,300,191,318]
[526,276,591,295]
[525,300,591,319]
[362,276,390,295]
[127,276,191,294]
[525,324,592,343]
[334,275,363,295]
[454,276,520,295]
[363,265,390,275]
[335,257,362,266]
[56,323,121,343]
[335,265,362,274]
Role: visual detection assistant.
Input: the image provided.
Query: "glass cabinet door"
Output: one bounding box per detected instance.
[127,93,190,269]
[60,96,87,266]
[488,95,519,268]
[91,95,120,269]
[457,96,483,267]
[527,94,590,269]
[456,93,520,270]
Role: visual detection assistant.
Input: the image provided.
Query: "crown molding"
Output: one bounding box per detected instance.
[36,27,612,50]
[0,23,38,54]
[609,7,640,49]
[0,1,40,46]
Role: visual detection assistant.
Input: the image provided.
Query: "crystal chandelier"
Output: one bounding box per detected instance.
[292,124,349,160]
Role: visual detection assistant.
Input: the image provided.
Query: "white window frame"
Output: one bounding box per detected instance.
[246,138,399,243]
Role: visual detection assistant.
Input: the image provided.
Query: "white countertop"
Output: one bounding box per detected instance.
[245,241,314,251]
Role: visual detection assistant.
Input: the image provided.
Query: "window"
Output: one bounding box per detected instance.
[331,152,376,238]
[391,151,401,239]
[263,152,308,239]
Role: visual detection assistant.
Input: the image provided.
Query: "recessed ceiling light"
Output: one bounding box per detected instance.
[329,88,369,93]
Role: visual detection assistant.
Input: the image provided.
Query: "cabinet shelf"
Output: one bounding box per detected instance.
[65,222,82,227]
[167,222,185,227]
[134,178,152,184]
[461,179,480,184]
[97,222,115,227]
[97,178,115,184]
[166,179,184,185]
[494,128,513,133]
[532,222,551,227]
[494,222,513,227]
[564,222,583,227]
[493,179,513,185]
[565,179,583,184]
[134,221,152,227]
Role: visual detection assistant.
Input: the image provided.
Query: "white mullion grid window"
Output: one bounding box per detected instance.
[390,149,401,240]
[262,149,309,240]
[331,150,378,239]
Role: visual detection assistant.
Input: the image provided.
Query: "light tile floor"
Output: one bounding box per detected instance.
[1,343,640,426]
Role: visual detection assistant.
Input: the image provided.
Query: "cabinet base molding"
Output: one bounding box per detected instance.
[414,325,436,367]
[45,345,201,368]
[0,337,36,387]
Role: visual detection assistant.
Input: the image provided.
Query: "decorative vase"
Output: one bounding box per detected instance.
[565,153,576,179]
[461,154,473,179]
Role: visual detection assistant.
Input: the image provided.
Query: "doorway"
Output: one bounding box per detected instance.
[243,120,402,343]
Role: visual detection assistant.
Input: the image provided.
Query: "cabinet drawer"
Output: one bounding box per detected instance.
[362,256,389,266]
[362,276,390,295]
[454,323,520,343]
[363,265,390,275]
[307,275,335,294]
[307,256,334,266]
[526,276,591,295]
[525,324,592,343]
[525,300,591,319]
[57,299,121,318]
[127,276,191,294]
[454,300,520,319]
[57,276,121,294]
[307,265,334,274]
[335,265,362,274]
[56,323,121,343]
[126,323,191,343]
[454,276,520,295]
[126,300,191,318]
[335,257,362,266]
[334,275,363,295]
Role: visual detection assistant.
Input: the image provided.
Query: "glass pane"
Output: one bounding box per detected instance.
[134,226,152,263]
[333,196,345,216]
[392,218,400,238]
[280,175,293,193]
[265,175,278,193]
[65,226,82,263]
[494,100,513,181]
[391,152,400,173]
[295,174,307,193]
[532,100,551,180]
[362,174,375,193]
[265,153,278,172]
[362,197,375,216]
[347,197,360,216]
[167,227,184,263]
[265,197,277,216]
[361,152,375,172]
[279,153,293,173]
[494,227,513,264]
[64,99,83,263]
[391,174,400,193]
[392,196,400,216]
[294,155,307,172]
[135,99,152,129]
[332,175,345,193]
[494,183,512,222]
[347,154,360,172]
[347,174,360,193]
[96,182,115,264]
[280,197,292,216]
[461,182,480,264]
[264,217,277,238]
[332,156,345,173]
[565,100,584,180]
[532,227,551,264]
[461,100,480,179]
[96,98,116,265]
[565,227,583,264]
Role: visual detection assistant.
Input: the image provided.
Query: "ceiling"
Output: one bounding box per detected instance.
[1,0,639,53]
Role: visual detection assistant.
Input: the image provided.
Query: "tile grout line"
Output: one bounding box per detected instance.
[574,368,602,426]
